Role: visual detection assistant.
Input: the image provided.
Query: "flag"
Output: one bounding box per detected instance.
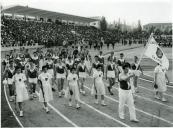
[144,37,169,70]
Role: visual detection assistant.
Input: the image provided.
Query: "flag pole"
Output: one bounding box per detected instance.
[135,33,153,70]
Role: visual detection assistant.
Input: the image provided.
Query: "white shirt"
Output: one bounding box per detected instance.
[13,73,26,85]
[38,72,52,85]
[67,73,78,86]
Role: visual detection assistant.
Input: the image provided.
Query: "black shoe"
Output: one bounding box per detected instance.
[109,91,114,95]
[52,88,56,92]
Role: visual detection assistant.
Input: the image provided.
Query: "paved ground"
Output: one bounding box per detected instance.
[1,44,173,127]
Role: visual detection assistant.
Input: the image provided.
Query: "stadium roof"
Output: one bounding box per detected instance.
[2,5,98,23]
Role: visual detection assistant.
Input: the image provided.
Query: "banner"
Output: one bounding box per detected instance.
[144,37,169,70]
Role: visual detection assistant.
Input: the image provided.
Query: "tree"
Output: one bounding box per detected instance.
[100,16,107,31]
[137,20,142,32]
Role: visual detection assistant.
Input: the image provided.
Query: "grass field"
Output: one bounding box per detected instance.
[1,44,173,127]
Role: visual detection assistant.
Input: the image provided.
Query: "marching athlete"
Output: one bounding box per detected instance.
[132,56,143,93]
[77,57,88,95]
[26,59,38,99]
[105,57,117,95]
[12,66,29,117]
[4,60,16,101]
[118,63,138,122]
[38,65,53,113]
[91,55,100,75]
[91,64,106,106]
[32,51,39,67]
[45,54,55,91]
[67,67,81,109]
[55,57,67,97]
[154,63,170,102]
[117,53,126,74]
[98,51,105,74]
[66,56,74,74]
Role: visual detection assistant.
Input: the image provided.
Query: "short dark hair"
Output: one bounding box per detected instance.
[120,53,124,56]
[42,65,48,70]
[96,64,102,69]
[70,67,76,72]
[122,62,130,69]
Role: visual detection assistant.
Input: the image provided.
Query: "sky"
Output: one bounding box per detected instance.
[1,0,172,25]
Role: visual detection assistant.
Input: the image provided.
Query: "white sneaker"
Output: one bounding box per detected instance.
[33,93,37,98]
[76,104,80,109]
[62,89,65,95]
[161,97,167,102]
[82,90,86,95]
[12,96,15,100]
[59,92,62,97]
[9,97,13,102]
[80,89,83,93]
[95,100,99,104]
[130,119,139,123]
[46,107,49,113]
[43,105,46,110]
[101,100,107,106]
[69,102,72,107]
[154,95,160,100]
[19,111,23,117]
[119,115,125,120]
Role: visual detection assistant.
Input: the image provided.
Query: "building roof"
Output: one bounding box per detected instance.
[143,23,172,27]
[2,5,98,23]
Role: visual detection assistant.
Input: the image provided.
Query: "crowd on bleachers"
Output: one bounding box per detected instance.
[1,16,172,48]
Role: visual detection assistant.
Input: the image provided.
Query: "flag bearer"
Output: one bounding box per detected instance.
[118,63,139,122]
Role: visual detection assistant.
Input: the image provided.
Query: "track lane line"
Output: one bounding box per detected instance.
[35,91,79,127]
[4,85,24,128]
[79,100,130,127]
[137,85,173,98]
[139,78,173,89]
[88,76,173,109]
[84,85,173,126]
[106,83,173,110]
[143,73,173,84]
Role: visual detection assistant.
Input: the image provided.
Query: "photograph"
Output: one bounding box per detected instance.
[1,0,172,127]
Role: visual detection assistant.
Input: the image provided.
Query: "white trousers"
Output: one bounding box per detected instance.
[118,88,137,120]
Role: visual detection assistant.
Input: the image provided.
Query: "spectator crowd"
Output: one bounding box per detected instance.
[1,16,172,49]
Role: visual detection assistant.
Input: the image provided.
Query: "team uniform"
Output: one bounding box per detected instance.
[38,72,53,102]
[66,59,74,74]
[45,59,54,78]
[92,61,100,76]
[85,58,92,72]
[91,69,106,105]
[55,62,66,97]
[5,66,15,101]
[12,73,29,102]
[78,63,87,78]
[67,72,80,108]
[55,63,66,79]
[118,72,138,121]
[154,65,167,92]
[19,60,26,73]
[27,64,38,98]
[117,58,126,73]
[92,70,105,95]
[106,62,117,95]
